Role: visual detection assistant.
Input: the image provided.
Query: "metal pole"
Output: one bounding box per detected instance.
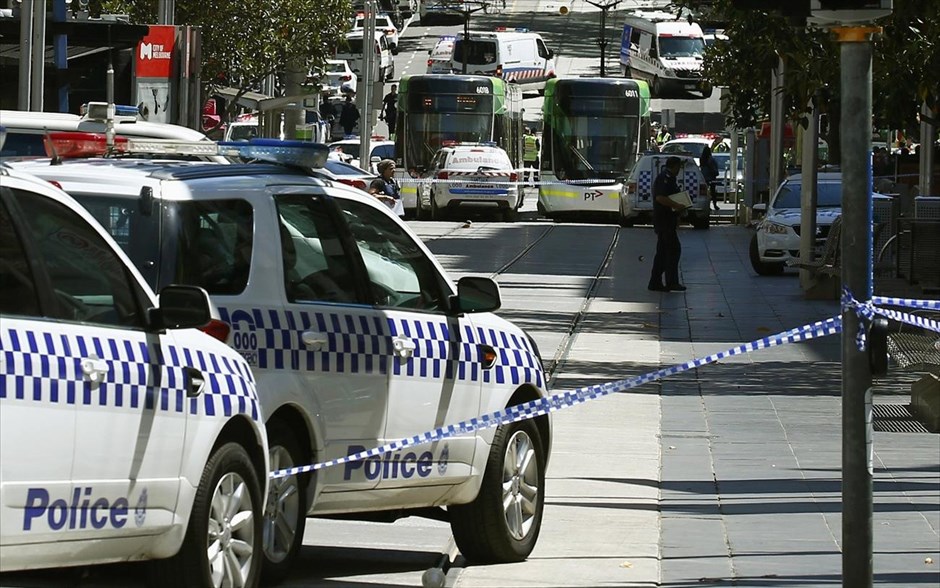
[919,101,935,198]
[837,25,877,588]
[18,0,33,109]
[359,0,376,163]
[30,0,47,111]
[599,6,607,77]
[462,10,469,74]
[799,98,819,290]
[157,0,175,25]
[768,56,785,197]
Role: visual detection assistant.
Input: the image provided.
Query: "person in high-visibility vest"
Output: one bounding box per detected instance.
[656,125,673,146]
[523,126,540,185]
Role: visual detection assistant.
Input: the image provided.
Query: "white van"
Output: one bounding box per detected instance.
[336,31,394,83]
[427,35,456,74]
[619,11,712,98]
[451,29,555,90]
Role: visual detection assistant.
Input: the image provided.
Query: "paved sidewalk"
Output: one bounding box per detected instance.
[445,221,938,588]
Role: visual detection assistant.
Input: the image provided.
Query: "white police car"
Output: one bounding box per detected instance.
[750,172,889,275]
[9,135,552,581]
[619,153,711,229]
[0,160,269,586]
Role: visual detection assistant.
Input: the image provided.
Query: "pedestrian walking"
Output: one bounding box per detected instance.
[339,94,360,137]
[648,156,688,292]
[699,145,720,210]
[523,126,540,185]
[380,84,398,138]
[369,159,404,217]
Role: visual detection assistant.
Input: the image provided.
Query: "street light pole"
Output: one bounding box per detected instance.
[584,0,621,78]
[447,1,487,74]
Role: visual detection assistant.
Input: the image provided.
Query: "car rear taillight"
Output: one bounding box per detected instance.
[509,172,517,182]
[341,74,351,81]
[626,181,637,194]
[338,178,368,191]
[437,171,448,180]
[427,59,433,68]
[200,319,231,343]
[495,64,503,77]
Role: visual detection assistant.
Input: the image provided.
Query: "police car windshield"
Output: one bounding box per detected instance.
[658,36,706,58]
[773,181,842,209]
[552,115,640,180]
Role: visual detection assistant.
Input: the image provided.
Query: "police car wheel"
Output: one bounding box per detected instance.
[749,235,785,276]
[154,442,263,588]
[449,419,545,563]
[262,431,307,583]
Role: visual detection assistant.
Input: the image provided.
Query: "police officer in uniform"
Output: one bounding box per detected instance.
[523,126,540,185]
[648,156,687,292]
[656,125,673,147]
[369,159,404,217]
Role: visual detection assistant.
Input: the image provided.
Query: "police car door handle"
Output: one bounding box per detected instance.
[392,336,416,360]
[302,331,327,351]
[186,367,205,398]
[80,357,109,384]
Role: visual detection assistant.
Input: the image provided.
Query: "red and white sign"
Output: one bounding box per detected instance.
[136,25,176,79]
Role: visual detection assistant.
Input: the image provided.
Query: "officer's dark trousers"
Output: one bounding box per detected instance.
[650,228,681,287]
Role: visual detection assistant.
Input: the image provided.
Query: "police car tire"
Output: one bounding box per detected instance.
[261,430,308,584]
[153,442,263,588]
[449,419,546,563]
[749,235,785,276]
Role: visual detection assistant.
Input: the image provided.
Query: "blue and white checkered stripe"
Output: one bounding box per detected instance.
[1,325,259,421]
[637,171,653,195]
[271,316,840,479]
[221,307,544,387]
[844,291,940,350]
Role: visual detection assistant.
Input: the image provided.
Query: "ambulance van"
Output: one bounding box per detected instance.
[451,29,555,91]
[619,11,712,98]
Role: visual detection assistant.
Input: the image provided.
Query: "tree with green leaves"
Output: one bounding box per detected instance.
[676,0,939,160]
[100,0,353,121]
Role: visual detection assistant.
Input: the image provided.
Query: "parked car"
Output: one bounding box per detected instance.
[351,12,400,54]
[711,151,744,197]
[9,136,552,582]
[314,59,358,96]
[310,158,378,191]
[328,139,395,173]
[419,142,523,221]
[0,161,268,585]
[749,172,890,275]
[660,136,730,165]
[335,31,395,82]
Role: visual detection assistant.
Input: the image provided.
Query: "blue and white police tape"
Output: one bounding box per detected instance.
[270,315,842,480]
[843,290,940,350]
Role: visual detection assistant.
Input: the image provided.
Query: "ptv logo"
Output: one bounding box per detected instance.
[583,190,603,201]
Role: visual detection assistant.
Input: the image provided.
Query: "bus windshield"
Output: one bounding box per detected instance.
[404,112,493,171]
[552,115,640,181]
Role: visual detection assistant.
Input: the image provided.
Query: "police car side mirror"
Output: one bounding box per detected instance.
[450,276,501,314]
[150,285,212,330]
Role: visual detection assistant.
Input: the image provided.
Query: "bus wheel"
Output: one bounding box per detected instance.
[701,82,713,99]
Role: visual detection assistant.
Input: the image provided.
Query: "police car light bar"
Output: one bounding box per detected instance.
[43,132,129,158]
[218,139,329,168]
[41,132,329,169]
[83,102,140,121]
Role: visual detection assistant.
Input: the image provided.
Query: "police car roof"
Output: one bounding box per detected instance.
[7,158,330,185]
